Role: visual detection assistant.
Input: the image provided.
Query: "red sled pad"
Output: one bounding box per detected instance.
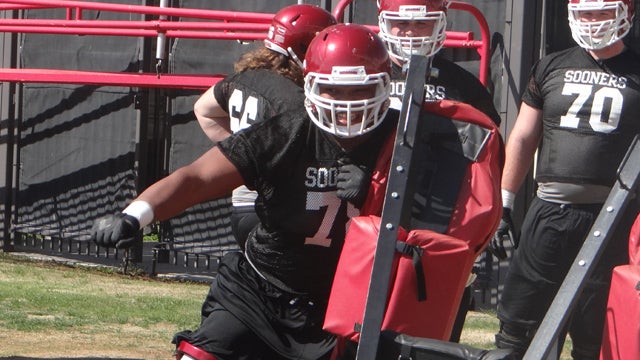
[323,215,475,342]
[599,265,640,360]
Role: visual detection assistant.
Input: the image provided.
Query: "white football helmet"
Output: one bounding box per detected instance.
[568,0,635,50]
[378,0,449,63]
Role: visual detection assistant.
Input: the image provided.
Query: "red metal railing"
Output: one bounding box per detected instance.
[0,0,491,89]
[0,0,275,89]
[0,0,273,38]
[333,0,491,85]
[0,0,274,23]
[0,68,226,89]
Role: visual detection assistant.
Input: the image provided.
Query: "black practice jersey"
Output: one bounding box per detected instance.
[213,68,304,133]
[217,108,399,301]
[389,55,501,125]
[524,47,640,186]
[214,69,305,206]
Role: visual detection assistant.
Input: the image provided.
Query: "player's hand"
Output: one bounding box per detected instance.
[336,160,371,208]
[487,207,519,260]
[91,213,140,249]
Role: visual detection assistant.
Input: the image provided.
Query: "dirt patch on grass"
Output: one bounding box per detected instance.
[0,322,178,359]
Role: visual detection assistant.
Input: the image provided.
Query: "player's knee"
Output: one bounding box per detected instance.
[175,341,218,360]
[570,342,601,360]
[494,322,534,359]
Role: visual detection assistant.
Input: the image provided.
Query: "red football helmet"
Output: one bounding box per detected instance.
[568,0,635,50]
[264,4,337,67]
[378,0,449,62]
[304,24,391,138]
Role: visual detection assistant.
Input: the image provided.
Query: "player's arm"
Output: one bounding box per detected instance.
[91,146,244,248]
[137,146,243,221]
[194,85,233,142]
[487,101,542,259]
[501,102,543,194]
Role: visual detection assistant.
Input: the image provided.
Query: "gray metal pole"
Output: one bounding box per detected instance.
[0,9,18,252]
[499,0,542,138]
[355,55,429,360]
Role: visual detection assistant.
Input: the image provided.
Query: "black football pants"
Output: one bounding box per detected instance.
[496,197,635,359]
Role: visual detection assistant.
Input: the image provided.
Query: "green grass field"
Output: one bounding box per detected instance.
[0,252,571,359]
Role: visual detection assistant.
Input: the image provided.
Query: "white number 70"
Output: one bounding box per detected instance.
[559,83,623,133]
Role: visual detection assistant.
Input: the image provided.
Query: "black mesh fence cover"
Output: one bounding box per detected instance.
[10,0,511,262]
[16,1,140,240]
[13,0,300,259]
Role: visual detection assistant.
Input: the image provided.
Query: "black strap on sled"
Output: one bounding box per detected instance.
[396,241,427,301]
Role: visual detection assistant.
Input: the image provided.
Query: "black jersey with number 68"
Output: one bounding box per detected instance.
[213,68,305,133]
[214,69,306,207]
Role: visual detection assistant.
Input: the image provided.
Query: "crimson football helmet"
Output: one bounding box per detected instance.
[568,0,635,50]
[304,24,391,138]
[264,4,337,67]
[378,0,449,62]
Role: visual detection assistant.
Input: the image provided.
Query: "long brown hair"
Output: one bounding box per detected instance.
[233,47,304,87]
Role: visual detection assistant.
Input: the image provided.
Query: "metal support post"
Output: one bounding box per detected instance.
[356,55,429,360]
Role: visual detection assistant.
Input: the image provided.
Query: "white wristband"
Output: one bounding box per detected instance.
[123,200,155,229]
[501,189,516,210]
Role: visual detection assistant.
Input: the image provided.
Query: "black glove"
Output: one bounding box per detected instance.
[336,160,371,208]
[487,207,519,260]
[91,213,140,249]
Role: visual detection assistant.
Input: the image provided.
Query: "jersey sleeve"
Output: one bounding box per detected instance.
[520,60,545,110]
[213,74,235,113]
[216,132,259,190]
[216,110,307,191]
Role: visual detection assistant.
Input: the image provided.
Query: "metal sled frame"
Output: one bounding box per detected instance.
[356,54,431,360]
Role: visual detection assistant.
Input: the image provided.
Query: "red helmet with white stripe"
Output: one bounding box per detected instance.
[568,0,635,50]
[264,4,337,67]
[303,24,391,138]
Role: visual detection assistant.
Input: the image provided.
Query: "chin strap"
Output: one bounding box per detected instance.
[287,46,303,68]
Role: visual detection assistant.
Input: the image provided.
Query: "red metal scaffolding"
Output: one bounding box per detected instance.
[0,0,491,89]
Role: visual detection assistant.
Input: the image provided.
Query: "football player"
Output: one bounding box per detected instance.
[193,4,337,250]
[91,23,396,360]
[377,0,502,343]
[494,0,640,358]
[377,0,501,125]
